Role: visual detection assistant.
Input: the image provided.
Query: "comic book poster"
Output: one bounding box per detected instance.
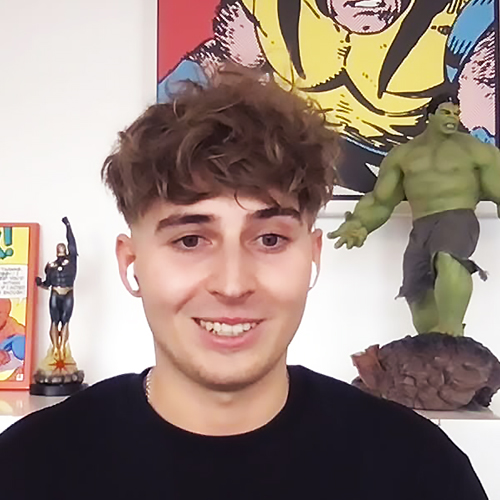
[157,0,499,197]
[0,224,39,390]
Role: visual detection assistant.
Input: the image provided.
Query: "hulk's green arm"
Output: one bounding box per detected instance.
[351,150,405,233]
[478,145,500,205]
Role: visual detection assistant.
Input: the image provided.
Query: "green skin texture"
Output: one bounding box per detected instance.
[328,103,500,336]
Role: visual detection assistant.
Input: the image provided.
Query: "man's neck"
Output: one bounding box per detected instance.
[148,359,289,436]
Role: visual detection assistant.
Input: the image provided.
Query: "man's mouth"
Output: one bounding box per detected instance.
[445,122,457,130]
[195,319,259,337]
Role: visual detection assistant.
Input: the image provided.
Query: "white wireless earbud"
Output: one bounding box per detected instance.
[126,263,140,294]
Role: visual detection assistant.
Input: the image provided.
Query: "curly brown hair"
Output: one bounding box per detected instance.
[102,68,340,225]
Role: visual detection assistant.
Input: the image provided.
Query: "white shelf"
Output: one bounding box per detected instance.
[418,407,500,422]
[0,391,65,433]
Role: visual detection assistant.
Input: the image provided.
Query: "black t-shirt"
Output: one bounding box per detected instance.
[0,365,488,499]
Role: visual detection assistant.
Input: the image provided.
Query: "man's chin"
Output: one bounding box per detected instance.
[192,372,259,392]
[203,378,256,393]
[190,363,277,393]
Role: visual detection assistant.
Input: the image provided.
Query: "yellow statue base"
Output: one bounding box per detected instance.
[30,344,86,396]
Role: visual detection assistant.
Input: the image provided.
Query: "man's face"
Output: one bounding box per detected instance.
[329,0,406,34]
[117,194,322,391]
[429,102,461,136]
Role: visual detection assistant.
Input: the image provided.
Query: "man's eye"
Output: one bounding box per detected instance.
[260,234,285,247]
[175,235,201,248]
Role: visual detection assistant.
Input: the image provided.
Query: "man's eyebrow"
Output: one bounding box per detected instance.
[251,207,302,221]
[155,213,214,233]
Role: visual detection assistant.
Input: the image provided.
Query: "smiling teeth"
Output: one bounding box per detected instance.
[354,0,382,7]
[199,320,256,336]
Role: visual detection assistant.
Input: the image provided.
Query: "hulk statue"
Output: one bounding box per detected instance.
[328,94,500,338]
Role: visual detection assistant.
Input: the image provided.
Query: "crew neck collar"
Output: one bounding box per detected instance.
[134,365,305,446]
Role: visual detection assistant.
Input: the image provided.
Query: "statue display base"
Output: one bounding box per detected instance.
[29,345,86,397]
[30,380,87,397]
[352,333,500,411]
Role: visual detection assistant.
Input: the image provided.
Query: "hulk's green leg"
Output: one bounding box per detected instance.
[433,252,472,337]
[408,290,439,334]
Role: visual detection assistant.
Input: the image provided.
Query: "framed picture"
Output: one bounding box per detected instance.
[157,0,498,197]
[0,224,39,390]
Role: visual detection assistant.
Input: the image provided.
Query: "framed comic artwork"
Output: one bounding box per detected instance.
[157,0,498,198]
[0,224,39,390]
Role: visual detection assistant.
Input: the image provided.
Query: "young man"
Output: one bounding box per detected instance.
[0,71,487,499]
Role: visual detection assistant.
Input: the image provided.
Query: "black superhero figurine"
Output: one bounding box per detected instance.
[36,217,77,360]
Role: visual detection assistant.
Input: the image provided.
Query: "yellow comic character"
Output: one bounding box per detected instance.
[159,0,496,193]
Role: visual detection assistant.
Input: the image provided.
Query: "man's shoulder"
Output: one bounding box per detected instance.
[0,371,144,452]
[291,366,486,497]
[291,364,406,415]
[291,365,467,465]
[291,365,449,443]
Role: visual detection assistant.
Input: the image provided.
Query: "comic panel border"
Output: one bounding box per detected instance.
[0,223,39,390]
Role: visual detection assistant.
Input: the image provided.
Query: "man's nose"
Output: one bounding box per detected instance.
[207,246,256,300]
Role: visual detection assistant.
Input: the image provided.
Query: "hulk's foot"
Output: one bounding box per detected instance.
[428,325,465,337]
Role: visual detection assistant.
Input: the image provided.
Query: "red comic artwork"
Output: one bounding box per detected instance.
[157,0,220,81]
[156,0,498,196]
[0,224,38,389]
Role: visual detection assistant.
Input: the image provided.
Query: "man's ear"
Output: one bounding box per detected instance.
[310,228,323,289]
[312,228,322,268]
[116,234,140,297]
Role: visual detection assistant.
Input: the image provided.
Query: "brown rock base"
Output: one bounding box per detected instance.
[351,333,500,411]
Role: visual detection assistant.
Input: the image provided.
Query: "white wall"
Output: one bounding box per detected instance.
[0,0,158,382]
[1,1,499,496]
